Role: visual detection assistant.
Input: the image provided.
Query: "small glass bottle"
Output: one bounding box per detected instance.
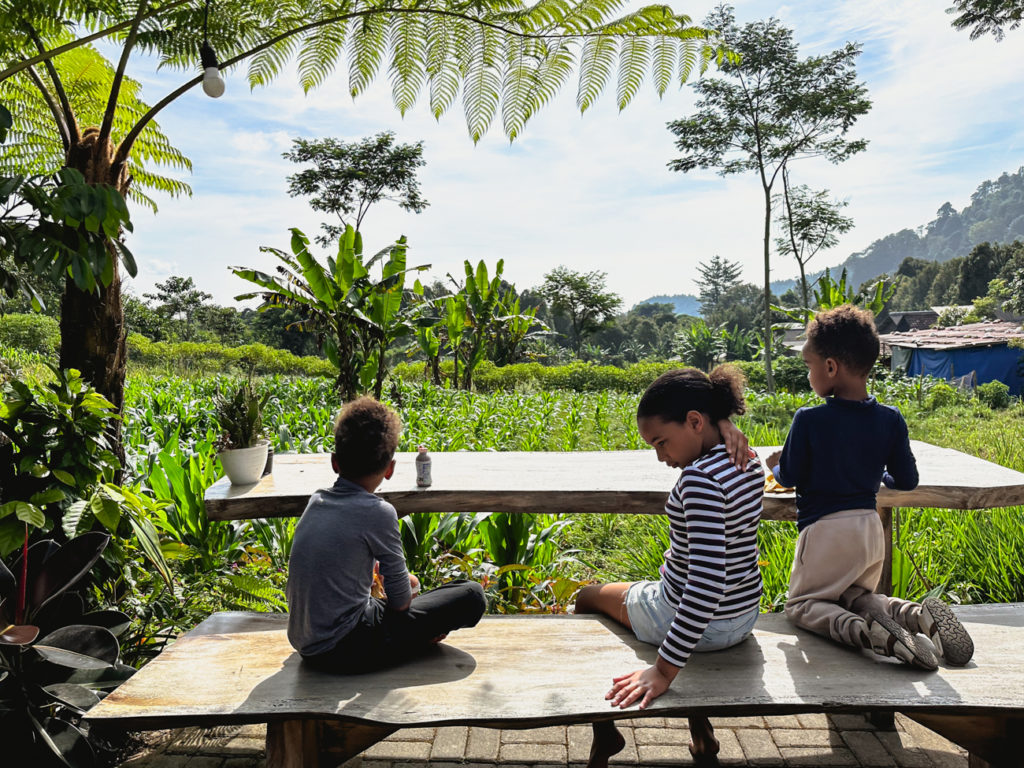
[415,445,432,487]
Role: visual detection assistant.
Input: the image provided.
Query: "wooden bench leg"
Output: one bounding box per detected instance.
[688,715,720,762]
[266,719,396,768]
[905,713,1024,768]
[267,720,321,768]
[588,721,626,768]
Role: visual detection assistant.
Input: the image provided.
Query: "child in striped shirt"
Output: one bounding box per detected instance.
[575,366,764,757]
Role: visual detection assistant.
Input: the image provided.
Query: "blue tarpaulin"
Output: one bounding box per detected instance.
[902,345,1024,395]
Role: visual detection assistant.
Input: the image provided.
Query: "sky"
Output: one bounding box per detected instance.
[116,0,1024,310]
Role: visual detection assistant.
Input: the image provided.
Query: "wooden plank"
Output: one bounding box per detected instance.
[205,441,1024,521]
[86,605,1024,731]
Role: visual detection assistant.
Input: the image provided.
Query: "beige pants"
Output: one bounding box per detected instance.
[785,508,921,649]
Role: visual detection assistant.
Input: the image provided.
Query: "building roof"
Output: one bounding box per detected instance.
[879,321,1024,350]
[888,311,938,331]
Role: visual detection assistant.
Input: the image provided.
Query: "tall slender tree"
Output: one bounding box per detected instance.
[774,169,853,309]
[667,5,869,391]
[1,0,729,438]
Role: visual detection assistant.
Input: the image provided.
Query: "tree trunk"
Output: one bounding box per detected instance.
[60,130,130,457]
[762,188,775,393]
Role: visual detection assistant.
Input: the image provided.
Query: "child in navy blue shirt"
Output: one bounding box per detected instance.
[766,305,973,669]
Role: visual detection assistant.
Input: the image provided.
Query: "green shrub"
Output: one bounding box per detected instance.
[925,382,971,411]
[976,380,1011,410]
[0,312,60,355]
[127,335,334,377]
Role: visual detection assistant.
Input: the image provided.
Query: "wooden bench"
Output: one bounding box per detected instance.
[86,605,1024,768]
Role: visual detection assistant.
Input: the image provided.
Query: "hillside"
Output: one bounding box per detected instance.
[643,167,1024,316]
[836,167,1024,287]
[636,293,701,316]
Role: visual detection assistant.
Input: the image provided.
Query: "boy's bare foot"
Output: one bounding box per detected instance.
[587,721,626,768]
[688,716,720,762]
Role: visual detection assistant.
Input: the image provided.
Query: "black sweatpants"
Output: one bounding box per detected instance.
[303,580,486,673]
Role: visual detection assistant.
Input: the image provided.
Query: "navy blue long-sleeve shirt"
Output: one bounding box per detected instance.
[773,397,919,531]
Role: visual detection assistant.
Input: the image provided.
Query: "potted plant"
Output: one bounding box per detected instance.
[214,380,271,485]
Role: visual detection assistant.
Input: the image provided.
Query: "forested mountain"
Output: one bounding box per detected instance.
[837,167,1024,287]
[636,293,700,316]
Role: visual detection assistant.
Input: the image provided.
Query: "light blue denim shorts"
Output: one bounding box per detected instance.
[625,580,759,651]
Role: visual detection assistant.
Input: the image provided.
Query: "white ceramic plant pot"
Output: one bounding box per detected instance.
[218,441,269,485]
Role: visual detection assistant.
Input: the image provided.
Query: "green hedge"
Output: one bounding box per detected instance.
[127,334,334,377]
[0,313,60,356]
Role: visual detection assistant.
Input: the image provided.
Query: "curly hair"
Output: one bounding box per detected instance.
[637,365,747,424]
[333,396,402,479]
[806,305,879,376]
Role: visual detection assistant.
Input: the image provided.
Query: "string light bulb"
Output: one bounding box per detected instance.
[199,0,225,98]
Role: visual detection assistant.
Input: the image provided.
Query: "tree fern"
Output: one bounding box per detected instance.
[461,23,502,142]
[426,13,462,119]
[297,18,348,93]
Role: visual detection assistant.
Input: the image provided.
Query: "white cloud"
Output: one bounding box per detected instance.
[120,0,1024,310]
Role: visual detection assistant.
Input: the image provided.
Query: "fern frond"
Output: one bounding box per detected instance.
[347,11,387,98]
[297,20,347,93]
[426,13,462,119]
[461,23,501,143]
[575,33,617,113]
[615,35,648,110]
[650,33,674,97]
[247,35,299,89]
[389,11,427,115]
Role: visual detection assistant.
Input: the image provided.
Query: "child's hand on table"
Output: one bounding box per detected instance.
[606,661,678,709]
[764,450,782,470]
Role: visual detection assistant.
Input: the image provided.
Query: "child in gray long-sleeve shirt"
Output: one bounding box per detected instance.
[286,397,485,672]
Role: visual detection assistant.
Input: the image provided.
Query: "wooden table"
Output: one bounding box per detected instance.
[206,440,1024,522]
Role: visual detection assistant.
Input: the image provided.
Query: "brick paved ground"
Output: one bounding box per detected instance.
[116,714,967,768]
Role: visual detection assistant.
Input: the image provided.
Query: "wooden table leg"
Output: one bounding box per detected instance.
[266,719,396,767]
[877,506,894,596]
[588,721,625,768]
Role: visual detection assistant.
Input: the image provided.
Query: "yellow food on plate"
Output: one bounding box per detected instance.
[764,471,795,494]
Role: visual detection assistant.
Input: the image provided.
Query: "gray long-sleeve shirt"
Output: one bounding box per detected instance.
[286,475,412,656]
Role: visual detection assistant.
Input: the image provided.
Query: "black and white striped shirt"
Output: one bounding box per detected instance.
[658,445,764,668]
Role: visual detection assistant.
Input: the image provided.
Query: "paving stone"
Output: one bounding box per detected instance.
[778,747,859,766]
[735,727,784,765]
[636,743,691,765]
[221,759,260,768]
[831,714,876,731]
[466,727,501,761]
[363,740,432,760]
[842,730,895,766]
[566,724,639,764]
[762,716,803,730]
[874,731,933,768]
[117,756,187,768]
[714,729,745,765]
[894,716,966,767]
[163,728,205,755]
[220,737,264,755]
[356,760,392,768]
[499,742,568,762]
[634,727,688,746]
[232,725,265,739]
[795,714,832,730]
[388,728,436,741]
[502,726,566,744]
[180,759,223,768]
[430,726,469,760]
[715,717,767,729]
[771,728,844,749]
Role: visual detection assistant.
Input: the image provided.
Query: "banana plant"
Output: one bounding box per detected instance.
[233,226,428,400]
[773,267,899,325]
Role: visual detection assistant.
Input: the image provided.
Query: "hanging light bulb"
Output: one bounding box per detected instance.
[199,0,225,98]
[200,40,225,98]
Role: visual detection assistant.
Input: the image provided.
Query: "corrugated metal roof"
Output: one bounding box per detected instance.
[879,321,1024,350]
